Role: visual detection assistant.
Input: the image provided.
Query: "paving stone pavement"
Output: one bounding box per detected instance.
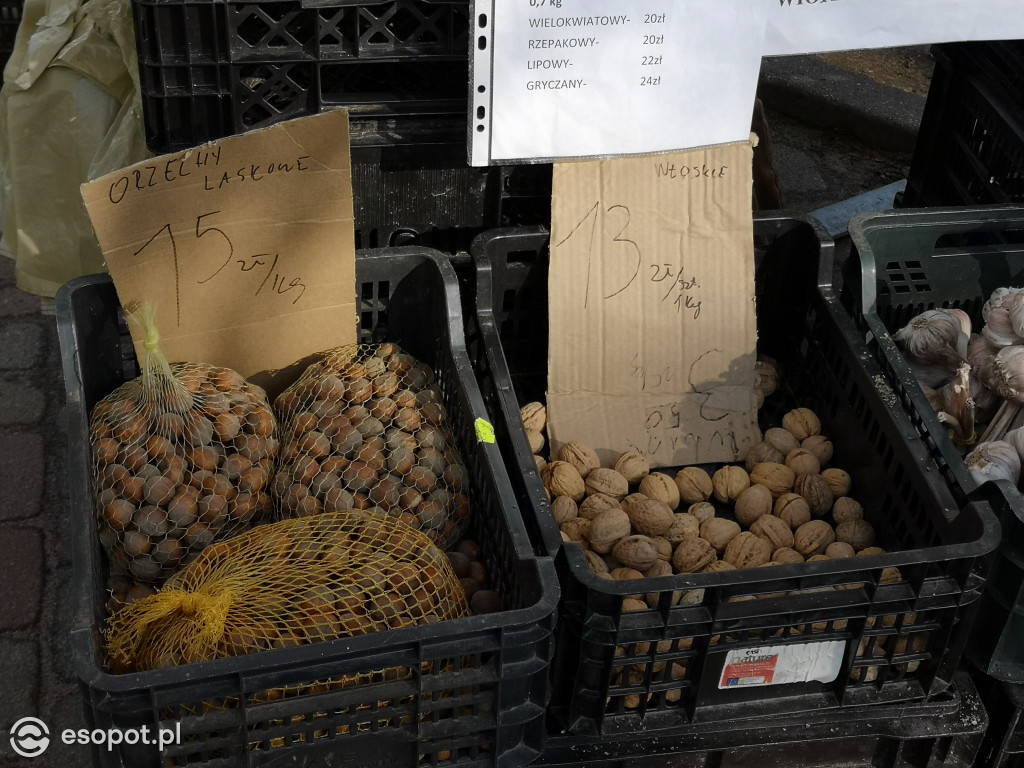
[0,255,90,768]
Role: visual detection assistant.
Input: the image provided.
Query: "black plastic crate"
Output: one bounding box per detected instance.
[536,669,987,768]
[57,247,559,767]
[903,43,1024,208]
[974,673,1024,768]
[0,0,21,69]
[845,206,1024,683]
[464,215,1001,737]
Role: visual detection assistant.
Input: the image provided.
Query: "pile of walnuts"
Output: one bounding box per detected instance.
[521,403,902,601]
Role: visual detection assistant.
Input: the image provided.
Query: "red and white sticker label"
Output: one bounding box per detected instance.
[718,641,845,690]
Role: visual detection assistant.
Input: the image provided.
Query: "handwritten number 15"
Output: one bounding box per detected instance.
[554,201,641,308]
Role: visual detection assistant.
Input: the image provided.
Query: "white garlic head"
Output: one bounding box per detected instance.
[966,440,1021,487]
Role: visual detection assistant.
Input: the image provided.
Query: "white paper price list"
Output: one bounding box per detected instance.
[476,0,765,164]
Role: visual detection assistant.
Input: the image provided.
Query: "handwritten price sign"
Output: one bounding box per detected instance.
[81,110,356,378]
[546,141,760,468]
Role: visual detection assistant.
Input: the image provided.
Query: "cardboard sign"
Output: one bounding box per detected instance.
[764,0,1024,57]
[470,0,767,165]
[547,141,760,468]
[81,110,357,379]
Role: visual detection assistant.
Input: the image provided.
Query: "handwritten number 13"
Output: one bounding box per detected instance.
[554,201,641,308]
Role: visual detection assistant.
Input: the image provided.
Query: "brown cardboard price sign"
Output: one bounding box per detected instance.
[81,110,357,380]
[547,139,760,468]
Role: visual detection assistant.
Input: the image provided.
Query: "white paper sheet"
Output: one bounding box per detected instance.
[470,0,767,165]
[765,0,1024,57]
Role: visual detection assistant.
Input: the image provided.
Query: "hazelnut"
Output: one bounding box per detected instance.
[711,465,749,503]
[675,466,713,504]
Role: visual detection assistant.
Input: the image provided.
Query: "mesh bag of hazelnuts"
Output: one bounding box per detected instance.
[105,510,469,672]
[90,305,279,586]
[272,342,469,549]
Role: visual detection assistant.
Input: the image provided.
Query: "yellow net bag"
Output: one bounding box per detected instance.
[105,510,470,673]
[272,342,470,549]
[90,305,279,585]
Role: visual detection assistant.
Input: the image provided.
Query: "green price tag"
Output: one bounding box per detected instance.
[475,417,496,444]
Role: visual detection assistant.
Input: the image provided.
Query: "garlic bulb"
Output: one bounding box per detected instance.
[1005,427,1024,464]
[965,440,1021,486]
[982,287,1024,347]
[928,362,976,447]
[894,309,969,368]
[992,345,1024,405]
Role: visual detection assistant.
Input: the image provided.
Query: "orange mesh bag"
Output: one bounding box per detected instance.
[271,342,470,549]
[90,306,279,586]
[105,510,470,672]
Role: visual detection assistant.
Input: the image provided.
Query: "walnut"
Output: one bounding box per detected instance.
[750,514,794,550]
[674,466,713,504]
[793,520,836,556]
[764,427,800,455]
[579,493,622,520]
[782,408,821,440]
[560,517,591,543]
[534,455,548,473]
[613,451,650,485]
[672,537,716,573]
[785,448,820,476]
[748,462,795,498]
[711,465,749,503]
[821,467,852,498]
[856,546,886,557]
[588,508,631,553]
[520,401,547,432]
[638,472,680,509]
[613,535,661,571]
[526,429,545,455]
[687,501,716,524]
[723,532,772,569]
[663,513,700,543]
[744,441,785,471]
[550,495,578,525]
[586,468,630,501]
[702,560,737,573]
[699,518,741,553]
[774,493,811,529]
[643,558,673,579]
[734,483,773,527]
[609,567,645,582]
[771,547,804,564]
[545,461,585,501]
[558,441,601,479]
[832,497,863,525]
[793,473,833,517]
[836,519,875,550]
[806,554,831,563]
[627,498,675,537]
[825,541,856,558]
[801,434,833,464]
[584,548,609,575]
[650,536,673,561]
